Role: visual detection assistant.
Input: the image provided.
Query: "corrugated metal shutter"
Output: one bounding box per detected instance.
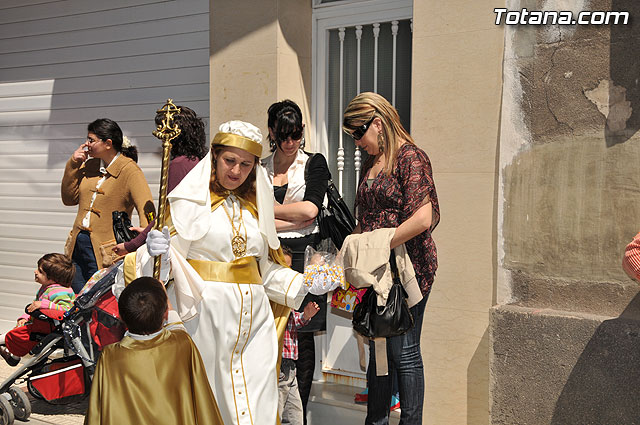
[0,0,210,331]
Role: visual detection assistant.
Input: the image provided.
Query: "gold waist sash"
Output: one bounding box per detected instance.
[187,256,262,284]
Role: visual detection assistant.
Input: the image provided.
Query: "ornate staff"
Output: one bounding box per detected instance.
[152,99,181,280]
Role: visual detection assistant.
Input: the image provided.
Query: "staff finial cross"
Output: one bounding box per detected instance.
[152,98,182,143]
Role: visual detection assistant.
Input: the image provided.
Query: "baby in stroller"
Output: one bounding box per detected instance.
[0,258,125,424]
[0,253,75,366]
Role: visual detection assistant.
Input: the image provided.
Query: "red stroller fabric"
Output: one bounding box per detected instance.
[29,359,85,402]
[5,319,54,357]
[89,292,126,350]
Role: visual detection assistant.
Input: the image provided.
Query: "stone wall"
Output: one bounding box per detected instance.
[492,0,640,423]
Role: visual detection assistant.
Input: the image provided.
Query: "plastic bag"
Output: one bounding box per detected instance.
[303,239,346,295]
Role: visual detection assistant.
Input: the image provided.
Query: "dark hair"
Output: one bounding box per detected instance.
[118,277,167,335]
[210,146,257,200]
[280,245,293,259]
[87,118,138,162]
[37,253,75,287]
[267,100,304,152]
[154,106,207,161]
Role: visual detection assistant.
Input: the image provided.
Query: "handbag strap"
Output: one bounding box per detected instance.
[304,151,335,188]
[303,152,315,182]
[389,249,401,284]
[389,249,410,298]
[304,152,334,215]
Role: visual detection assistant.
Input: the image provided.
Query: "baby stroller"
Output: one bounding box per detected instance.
[0,261,125,425]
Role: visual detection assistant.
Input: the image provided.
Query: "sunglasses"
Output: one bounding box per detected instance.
[275,128,303,143]
[345,117,375,141]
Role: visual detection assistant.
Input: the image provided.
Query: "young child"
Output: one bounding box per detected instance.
[279,247,320,425]
[0,253,75,366]
[84,276,223,425]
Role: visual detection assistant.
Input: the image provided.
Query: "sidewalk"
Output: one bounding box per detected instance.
[0,360,86,425]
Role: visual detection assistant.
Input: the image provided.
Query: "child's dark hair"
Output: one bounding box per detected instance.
[118,277,168,335]
[37,253,75,287]
[87,118,138,162]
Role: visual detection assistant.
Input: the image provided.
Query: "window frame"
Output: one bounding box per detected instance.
[311,0,412,160]
[310,0,413,385]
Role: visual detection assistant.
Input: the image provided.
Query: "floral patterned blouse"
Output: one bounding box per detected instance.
[356,142,440,296]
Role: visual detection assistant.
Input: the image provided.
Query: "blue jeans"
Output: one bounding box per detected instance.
[71,231,98,293]
[365,294,428,425]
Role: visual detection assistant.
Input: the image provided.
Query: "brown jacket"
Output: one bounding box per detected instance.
[61,155,155,268]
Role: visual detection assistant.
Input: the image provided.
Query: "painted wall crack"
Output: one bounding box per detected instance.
[542,45,575,134]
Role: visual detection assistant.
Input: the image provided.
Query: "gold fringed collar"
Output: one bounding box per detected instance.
[209,190,286,267]
[210,190,258,219]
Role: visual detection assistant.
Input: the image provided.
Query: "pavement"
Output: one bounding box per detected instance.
[0,360,86,425]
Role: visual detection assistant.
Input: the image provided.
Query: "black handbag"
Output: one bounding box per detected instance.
[112,211,139,244]
[318,181,357,249]
[352,251,414,338]
[305,154,357,249]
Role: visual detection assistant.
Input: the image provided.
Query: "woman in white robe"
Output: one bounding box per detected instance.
[139,121,306,425]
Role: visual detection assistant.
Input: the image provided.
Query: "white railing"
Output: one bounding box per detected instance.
[331,19,412,195]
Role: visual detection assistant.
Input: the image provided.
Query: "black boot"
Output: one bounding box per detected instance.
[0,345,19,367]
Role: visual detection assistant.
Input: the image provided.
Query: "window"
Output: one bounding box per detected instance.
[312,0,413,211]
[311,0,413,383]
[326,20,412,210]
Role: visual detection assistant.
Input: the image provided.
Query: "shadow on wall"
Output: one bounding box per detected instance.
[210,0,312,120]
[551,292,640,424]
[467,328,489,425]
[606,0,640,147]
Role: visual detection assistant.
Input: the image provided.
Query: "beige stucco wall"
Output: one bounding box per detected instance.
[412,1,504,423]
[209,0,312,150]
[209,1,505,422]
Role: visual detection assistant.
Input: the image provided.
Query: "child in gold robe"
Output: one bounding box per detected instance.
[84,277,222,425]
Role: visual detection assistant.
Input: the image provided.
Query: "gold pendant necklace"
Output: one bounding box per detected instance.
[222,198,247,258]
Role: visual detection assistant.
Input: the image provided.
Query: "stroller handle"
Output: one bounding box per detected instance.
[25,306,65,322]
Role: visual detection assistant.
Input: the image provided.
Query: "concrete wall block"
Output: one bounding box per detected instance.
[502,134,640,284]
[510,270,640,317]
[490,304,640,425]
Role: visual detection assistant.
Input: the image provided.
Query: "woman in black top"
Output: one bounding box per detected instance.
[262,99,330,424]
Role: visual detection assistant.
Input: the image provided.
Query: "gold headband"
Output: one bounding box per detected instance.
[212,132,262,157]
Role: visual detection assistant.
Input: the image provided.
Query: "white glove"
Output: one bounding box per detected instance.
[147,226,171,257]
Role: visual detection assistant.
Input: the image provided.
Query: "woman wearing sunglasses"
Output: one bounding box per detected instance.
[261,99,331,424]
[343,92,440,425]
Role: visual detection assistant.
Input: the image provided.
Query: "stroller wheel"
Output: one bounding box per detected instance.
[7,387,30,421]
[0,395,14,425]
[26,380,44,401]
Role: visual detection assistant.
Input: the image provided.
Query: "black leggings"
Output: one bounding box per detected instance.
[296,332,315,423]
